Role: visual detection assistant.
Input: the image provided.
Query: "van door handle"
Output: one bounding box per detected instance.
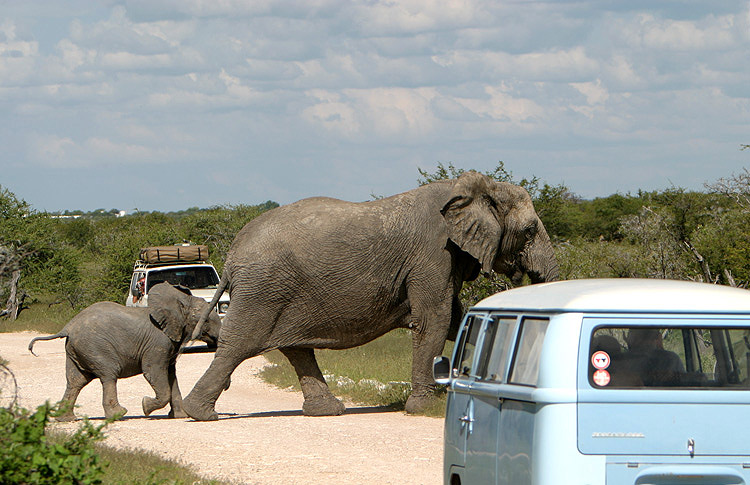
[459,415,474,423]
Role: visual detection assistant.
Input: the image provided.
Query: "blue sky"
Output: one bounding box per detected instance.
[2,1,749,212]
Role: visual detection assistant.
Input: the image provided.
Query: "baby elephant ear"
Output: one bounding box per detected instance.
[441,171,503,273]
[148,283,188,343]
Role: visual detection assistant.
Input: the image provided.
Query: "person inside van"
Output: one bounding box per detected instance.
[625,328,685,386]
[591,334,643,387]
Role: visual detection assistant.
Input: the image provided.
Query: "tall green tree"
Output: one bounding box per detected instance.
[0,186,62,317]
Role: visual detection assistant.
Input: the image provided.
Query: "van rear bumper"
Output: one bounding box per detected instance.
[607,461,750,485]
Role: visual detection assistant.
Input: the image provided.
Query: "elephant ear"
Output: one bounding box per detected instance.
[441,171,503,273]
[148,283,189,343]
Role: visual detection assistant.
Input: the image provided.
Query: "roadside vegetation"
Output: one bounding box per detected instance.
[0,397,229,484]
[2,158,750,481]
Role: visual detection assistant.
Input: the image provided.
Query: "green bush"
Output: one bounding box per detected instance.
[0,401,107,484]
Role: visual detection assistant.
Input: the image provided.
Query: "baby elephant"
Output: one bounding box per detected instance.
[28,283,222,421]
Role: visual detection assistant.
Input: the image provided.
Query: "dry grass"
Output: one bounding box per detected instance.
[260,328,451,417]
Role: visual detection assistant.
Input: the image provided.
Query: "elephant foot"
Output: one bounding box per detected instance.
[182,395,218,421]
[405,393,437,415]
[168,407,188,419]
[55,412,77,422]
[302,395,345,417]
[142,396,168,417]
[104,405,127,420]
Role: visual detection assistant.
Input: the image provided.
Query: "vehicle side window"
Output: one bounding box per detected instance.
[131,272,145,295]
[509,317,549,387]
[455,315,484,377]
[589,326,750,389]
[480,316,517,382]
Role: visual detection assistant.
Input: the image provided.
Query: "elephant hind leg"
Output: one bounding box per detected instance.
[56,356,94,422]
[100,377,127,420]
[281,347,345,416]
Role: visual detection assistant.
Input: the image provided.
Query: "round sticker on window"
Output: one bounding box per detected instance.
[593,369,611,387]
[591,351,610,370]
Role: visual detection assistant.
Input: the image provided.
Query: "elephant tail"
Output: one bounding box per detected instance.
[190,269,229,342]
[28,331,67,357]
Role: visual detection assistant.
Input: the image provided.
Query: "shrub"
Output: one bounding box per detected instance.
[0,401,107,484]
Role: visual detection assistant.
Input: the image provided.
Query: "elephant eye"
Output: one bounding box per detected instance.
[484,195,500,216]
[525,222,538,239]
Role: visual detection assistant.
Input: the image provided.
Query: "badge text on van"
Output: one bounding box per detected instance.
[592,432,645,438]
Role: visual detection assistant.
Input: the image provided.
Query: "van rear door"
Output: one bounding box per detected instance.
[578,317,750,458]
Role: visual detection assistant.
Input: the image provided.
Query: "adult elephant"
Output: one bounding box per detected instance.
[183,171,558,420]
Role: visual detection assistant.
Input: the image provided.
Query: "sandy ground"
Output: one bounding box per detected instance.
[1,331,444,484]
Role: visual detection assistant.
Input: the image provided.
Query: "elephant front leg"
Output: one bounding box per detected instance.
[404,304,452,415]
[166,363,187,418]
[141,364,173,417]
[182,352,239,421]
[100,378,127,420]
[281,347,345,416]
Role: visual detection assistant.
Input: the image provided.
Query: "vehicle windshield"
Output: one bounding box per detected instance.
[589,326,750,389]
[146,267,219,291]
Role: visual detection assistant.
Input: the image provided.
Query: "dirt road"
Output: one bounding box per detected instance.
[1,332,443,484]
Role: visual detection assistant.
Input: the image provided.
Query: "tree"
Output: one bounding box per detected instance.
[706,167,750,212]
[619,207,695,280]
[0,186,36,319]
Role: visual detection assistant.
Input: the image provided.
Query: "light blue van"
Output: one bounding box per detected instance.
[434,278,750,485]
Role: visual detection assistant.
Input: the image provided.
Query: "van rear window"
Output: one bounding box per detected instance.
[589,326,750,389]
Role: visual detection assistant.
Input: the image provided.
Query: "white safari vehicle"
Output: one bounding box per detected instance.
[434,278,750,485]
[126,244,229,319]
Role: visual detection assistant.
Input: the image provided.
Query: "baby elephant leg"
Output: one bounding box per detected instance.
[166,363,186,418]
[141,364,173,417]
[100,377,127,420]
[56,356,94,422]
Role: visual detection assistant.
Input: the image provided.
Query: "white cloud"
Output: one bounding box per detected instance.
[352,0,482,35]
[303,87,439,138]
[26,133,191,168]
[456,85,543,124]
[639,13,737,51]
[100,51,172,70]
[2,1,750,210]
[571,79,609,105]
[302,91,361,136]
[28,135,77,167]
[431,46,599,82]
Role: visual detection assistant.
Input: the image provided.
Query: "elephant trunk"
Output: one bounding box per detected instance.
[521,223,559,284]
[190,270,229,342]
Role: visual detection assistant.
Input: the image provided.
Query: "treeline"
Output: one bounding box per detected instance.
[0,186,278,315]
[2,162,750,317]
[423,162,750,303]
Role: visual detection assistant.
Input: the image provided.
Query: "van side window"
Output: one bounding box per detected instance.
[480,316,517,381]
[509,317,549,386]
[455,315,483,377]
[589,326,750,389]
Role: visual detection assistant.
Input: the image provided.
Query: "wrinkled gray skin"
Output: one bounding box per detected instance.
[183,171,559,420]
[28,283,222,421]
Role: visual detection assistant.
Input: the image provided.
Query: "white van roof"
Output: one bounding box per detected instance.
[474,278,750,314]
